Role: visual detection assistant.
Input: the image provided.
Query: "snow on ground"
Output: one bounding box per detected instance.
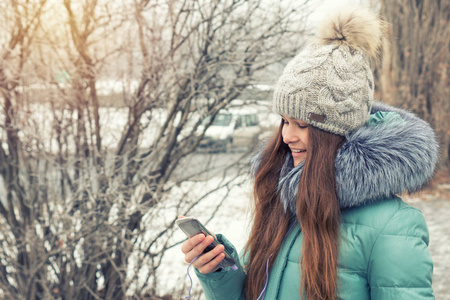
[406,194,450,299]
[1,104,168,153]
[155,177,253,298]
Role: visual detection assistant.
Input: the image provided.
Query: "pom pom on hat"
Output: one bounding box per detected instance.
[273,7,388,136]
[318,7,388,61]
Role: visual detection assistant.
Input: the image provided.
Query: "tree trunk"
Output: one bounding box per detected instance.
[379,0,450,167]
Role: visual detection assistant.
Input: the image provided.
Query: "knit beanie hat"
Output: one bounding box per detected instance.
[273,7,387,136]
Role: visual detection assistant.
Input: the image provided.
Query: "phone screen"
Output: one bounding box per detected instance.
[178,219,206,237]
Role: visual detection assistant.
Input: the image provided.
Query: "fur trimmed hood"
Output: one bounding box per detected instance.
[252,102,439,210]
[336,102,438,208]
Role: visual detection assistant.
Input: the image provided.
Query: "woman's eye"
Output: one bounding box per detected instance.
[282,119,289,125]
[297,123,308,129]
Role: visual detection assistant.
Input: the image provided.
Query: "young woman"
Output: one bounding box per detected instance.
[180,7,437,300]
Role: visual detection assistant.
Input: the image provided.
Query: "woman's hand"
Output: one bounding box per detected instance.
[181,233,226,274]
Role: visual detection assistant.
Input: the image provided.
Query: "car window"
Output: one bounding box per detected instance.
[202,114,232,126]
[244,114,258,127]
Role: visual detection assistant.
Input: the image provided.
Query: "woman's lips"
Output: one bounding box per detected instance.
[291,149,306,157]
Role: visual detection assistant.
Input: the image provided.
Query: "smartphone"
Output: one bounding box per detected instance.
[176,217,236,268]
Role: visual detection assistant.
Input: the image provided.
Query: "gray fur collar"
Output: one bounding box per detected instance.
[252,102,439,211]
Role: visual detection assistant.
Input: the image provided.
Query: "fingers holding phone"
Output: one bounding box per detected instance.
[181,233,225,274]
[195,245,226,274]
[180,233,208,261]
[177,217,236,273]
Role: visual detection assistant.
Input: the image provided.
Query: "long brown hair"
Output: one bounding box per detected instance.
[245,121,344,300]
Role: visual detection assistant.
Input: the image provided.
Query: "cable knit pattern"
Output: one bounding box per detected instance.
[273,44,373,136]
[273,7,385,136]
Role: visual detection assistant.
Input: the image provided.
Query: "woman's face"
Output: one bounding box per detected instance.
[281,115,309,167]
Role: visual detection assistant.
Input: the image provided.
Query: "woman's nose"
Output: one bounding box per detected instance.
[283,126,299,144]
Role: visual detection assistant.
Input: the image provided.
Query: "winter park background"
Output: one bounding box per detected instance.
[0,0,449,299]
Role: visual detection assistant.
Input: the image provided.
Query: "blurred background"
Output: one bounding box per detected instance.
[0,0,448,299]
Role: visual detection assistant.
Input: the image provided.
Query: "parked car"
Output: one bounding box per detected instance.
[198,108,262,152]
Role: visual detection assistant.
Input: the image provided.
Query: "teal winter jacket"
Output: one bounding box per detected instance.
[194,102,437,299]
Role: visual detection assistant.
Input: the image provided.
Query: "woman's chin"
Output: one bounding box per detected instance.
[293,157,305,167]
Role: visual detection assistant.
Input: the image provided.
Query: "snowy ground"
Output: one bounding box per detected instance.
[406,191,450,300]
[157,171,450,299]
[156,177,253,299]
